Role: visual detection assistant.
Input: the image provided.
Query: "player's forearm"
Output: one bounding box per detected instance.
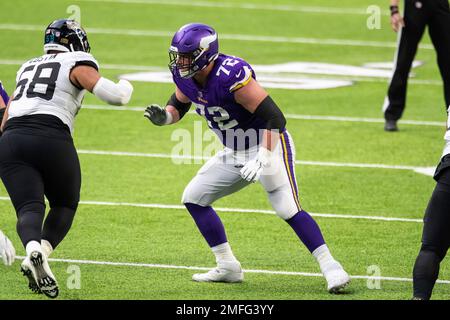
[165,105,180,124]
[390,0,400,6]
[92,77,133,106]
[261,129,279,152]
[167,92,191,124]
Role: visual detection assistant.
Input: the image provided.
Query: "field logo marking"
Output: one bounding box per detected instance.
[120,61,423,90]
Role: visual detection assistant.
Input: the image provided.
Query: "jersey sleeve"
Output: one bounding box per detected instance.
[219,59,256,99]
[15,64,25,83]
[69,52,100,71]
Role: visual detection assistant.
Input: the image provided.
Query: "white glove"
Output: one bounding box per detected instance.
[240,147,272,183]
[0,230,16,266]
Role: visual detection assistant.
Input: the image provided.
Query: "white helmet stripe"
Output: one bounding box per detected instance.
[43,43,70,54]
[199,33,217,50]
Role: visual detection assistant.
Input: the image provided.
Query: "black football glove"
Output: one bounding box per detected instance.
[144,104,167,126]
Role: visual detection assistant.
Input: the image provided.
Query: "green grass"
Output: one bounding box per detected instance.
[0,0,449,300]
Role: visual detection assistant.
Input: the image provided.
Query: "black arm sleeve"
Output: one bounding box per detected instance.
[253,95,286,132]
[167,93,192,120]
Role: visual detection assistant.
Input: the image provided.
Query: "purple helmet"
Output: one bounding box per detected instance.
[169,23,219,79]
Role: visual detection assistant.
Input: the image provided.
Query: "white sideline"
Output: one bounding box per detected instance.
[78,0,382,15]
[12,255,450,285]
[0,196,422,223]
[0,24,434,50]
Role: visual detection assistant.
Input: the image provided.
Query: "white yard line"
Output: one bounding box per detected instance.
[280,114,444,127]
[0,196,422,223]
[0,24,434,50]
[79,0,386,16]
[0,59,161,71]
[78,104,445,127]
[73,148,436,176]
[11,255,450,284]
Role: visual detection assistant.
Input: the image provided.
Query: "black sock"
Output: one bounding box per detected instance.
[42,207,76,249]
[412,249,441,300]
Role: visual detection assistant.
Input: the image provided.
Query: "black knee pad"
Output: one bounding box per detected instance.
[16,201,46,246]
[17,201,46,219]
[420,244,448,262]
[421,182,450,258]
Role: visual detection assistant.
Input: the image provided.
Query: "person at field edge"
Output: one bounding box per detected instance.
[144,23,351,293]
[0,19,133,298]
[383,0,450,131]
[412,104,450,300]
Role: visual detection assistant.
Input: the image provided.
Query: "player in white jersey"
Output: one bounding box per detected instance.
[412,106,450,300]
[0,19,133,298]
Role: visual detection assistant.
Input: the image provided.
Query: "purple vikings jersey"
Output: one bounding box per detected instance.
[0,81,9,105]
[172,54,268,150]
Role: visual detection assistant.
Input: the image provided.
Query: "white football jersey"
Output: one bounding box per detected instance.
[444,106,450,157]
[8,51,99,134]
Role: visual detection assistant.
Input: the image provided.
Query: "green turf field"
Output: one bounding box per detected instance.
[1,0,449,300]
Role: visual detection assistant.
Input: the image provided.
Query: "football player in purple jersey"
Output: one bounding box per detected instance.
[0,81,9,123]
[0,82,9,105]
[145,23,350,293]
[0,83,15,267]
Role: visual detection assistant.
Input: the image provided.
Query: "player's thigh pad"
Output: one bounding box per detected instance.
[182,149,250,206]
[259,131,301,220]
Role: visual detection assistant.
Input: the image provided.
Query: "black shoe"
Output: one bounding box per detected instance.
[384,120,398,132]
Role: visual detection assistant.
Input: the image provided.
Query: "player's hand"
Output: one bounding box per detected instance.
[240,147,272,183]
[391,13,405,32]
[144,104,168,126]
[0,230,16,266]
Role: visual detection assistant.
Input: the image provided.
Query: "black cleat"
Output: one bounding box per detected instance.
[384,120,398,132]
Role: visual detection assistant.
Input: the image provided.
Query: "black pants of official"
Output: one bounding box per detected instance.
[384,0,450,121]
[412,155,450,299]
[0,127,81,249]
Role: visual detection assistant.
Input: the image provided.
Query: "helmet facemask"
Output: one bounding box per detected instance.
[169,48,203,79]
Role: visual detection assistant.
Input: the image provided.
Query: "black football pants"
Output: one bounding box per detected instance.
[413,163,450,300]
[0,130,81,249]
[384,0,450,121]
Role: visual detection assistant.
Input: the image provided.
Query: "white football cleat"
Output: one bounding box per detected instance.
[21,251,59,298]
[20,256,42,294]
[192,261,244,283]
[323,263,351,293]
